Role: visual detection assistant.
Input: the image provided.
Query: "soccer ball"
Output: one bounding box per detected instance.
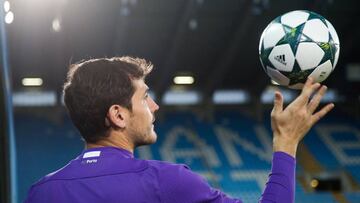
[259,10,340,89]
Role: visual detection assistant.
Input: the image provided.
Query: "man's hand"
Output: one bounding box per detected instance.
[271,77,335,157]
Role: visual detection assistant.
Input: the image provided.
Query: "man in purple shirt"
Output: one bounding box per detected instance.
[25,56,334,203]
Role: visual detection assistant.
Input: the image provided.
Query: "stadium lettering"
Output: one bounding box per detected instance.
[214,125,272,167]
[159,126,221,168]
[316,125,360,165]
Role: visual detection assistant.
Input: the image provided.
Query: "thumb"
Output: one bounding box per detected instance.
[272,91,284,114]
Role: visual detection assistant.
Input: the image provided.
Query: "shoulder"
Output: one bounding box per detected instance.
[147,159,190,171]
[24,167,66,203]
[145,161,241,202]
[30,164,69,189]
[146,160,195,180]
[146,160,217,202]
[146,160,205,189]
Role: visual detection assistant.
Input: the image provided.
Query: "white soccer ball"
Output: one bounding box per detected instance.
[259,10,340,89]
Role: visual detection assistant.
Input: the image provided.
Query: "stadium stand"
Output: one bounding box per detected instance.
[16,111,359,202]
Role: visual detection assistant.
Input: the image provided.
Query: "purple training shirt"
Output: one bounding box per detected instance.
[25,147,295,203]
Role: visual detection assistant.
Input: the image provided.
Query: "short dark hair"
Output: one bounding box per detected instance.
[63,56,153,143]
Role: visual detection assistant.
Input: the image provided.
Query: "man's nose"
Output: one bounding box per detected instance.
[150,97,159,112]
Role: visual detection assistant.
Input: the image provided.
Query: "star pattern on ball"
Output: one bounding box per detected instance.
[280,61,313,85]
[277,23,307,54]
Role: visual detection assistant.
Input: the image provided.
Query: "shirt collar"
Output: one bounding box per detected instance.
[83,146,134,159]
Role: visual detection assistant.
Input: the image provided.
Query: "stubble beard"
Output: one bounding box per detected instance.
[130,123,157,148]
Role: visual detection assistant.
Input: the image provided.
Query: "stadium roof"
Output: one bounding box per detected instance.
[5,0,360,103]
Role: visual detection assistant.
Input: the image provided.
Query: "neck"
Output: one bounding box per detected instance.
[85,132,134,153]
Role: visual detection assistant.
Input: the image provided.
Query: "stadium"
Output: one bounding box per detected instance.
[0,0,359,202]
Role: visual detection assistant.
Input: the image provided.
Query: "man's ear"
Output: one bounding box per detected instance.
[106,104,130,129]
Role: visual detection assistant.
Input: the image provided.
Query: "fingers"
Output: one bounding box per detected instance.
[297,77,321,105]
[308,85,328,113]
[311,103,335,124]
[272,91,284,115]
[301,77,314,96]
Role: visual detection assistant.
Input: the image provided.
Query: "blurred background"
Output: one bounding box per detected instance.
[1,0,359,202]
